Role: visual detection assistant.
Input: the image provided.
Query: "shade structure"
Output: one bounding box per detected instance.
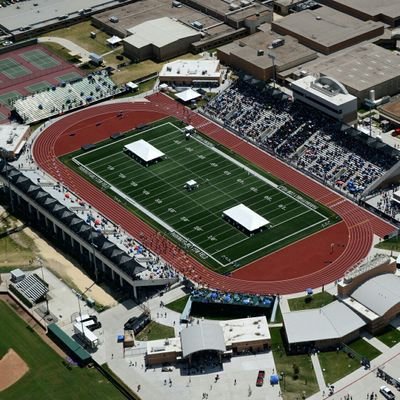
[175,88,201,103]
[124,139,165,163]
[306,288,313,295]
[223,203,269,232]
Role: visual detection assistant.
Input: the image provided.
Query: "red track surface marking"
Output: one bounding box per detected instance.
[32,96,397,294]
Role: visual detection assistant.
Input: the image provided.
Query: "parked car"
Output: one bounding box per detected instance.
[380,385,396,400]
[256,370,265,387]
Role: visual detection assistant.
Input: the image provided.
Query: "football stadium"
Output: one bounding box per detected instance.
[64,119,336,274]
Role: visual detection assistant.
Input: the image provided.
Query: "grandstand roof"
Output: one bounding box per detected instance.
[124,139,165,162]
[223,204,270,232]
[351,274,400,316]
[271,6,384,50]
[283,301,366,344]
[125,17,199,49]
[181,322,226,358]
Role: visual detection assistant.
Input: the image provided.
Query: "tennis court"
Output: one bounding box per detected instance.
[26,81,52,93]
[20,49,60,70]
[0,58,30,79]
[0,91,21,106]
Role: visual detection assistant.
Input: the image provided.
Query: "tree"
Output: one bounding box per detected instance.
[292,363,300,380]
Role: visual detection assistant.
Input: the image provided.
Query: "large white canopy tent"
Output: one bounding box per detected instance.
[124,139,165,164]
[223,204,270,233]
[175,88,201,103]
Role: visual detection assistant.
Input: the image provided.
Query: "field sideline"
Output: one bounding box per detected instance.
[67,120,338,273]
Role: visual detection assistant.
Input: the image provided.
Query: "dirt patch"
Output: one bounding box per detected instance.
[0,349,29,392]
[23,228,116,308]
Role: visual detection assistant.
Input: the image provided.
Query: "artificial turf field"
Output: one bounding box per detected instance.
[0,301,124,400]
[71,120,337,273]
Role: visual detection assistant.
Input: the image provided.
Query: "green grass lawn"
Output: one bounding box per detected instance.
[64,120,337,274]
[270,328,319,400]
[136,321,175,341]
[375,236,400,251]
[0,301,125,400]
[375,325,400,347]
[43,21,111,56]
[318,338,381,385]
[166,295,190,313]
[288,292,335,311]
[347,337,381,360]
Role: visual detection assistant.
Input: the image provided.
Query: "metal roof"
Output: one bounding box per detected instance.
[180,322,226,358]
[125,17,199,49]
[283,301,365,344]
[351,274,400,316]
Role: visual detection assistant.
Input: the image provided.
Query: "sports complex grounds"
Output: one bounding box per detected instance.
[64,119,338,274]
[0,44,82,122]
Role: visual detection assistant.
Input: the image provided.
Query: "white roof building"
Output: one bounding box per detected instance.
[291,75,358,124]
[159,59,222,85]
[0,123,30,157]
[223,204,270,232]
[220,316,270,346]
[124,139,165,163]
[283,301,366,344]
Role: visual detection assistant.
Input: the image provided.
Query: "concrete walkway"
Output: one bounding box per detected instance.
[38,37,91,64]
[311,353,326,391]
[360,331,390,353]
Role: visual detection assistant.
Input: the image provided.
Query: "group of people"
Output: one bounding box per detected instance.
[204,80,399,197]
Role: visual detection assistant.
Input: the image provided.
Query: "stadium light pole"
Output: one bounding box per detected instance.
[268,53,276,89]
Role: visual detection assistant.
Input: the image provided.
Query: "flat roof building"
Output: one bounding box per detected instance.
[297,43,400,103]
[271,6,385,54]
[291,75,358,124]
[122,17,201,62]
[0,123,30,159]
[319,0,400,28]
[217,28,317,82]
[159,59,222,87]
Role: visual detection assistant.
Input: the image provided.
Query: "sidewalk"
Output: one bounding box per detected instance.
[360,331,390,353]
[311,353,326,392]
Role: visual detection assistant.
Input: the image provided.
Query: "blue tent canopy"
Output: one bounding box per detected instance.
[306,288,313,295]
[270,374,279,385]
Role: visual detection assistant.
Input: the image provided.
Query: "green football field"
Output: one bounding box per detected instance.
[72,121,337,272]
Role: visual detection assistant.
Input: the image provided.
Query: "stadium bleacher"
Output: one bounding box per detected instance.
[12,70,123,124]
[203,81,400,196]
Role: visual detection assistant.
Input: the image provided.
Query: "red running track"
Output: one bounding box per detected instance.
[32,96,396,294]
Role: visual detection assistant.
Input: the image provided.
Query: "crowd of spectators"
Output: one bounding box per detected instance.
[203,80,399,196]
